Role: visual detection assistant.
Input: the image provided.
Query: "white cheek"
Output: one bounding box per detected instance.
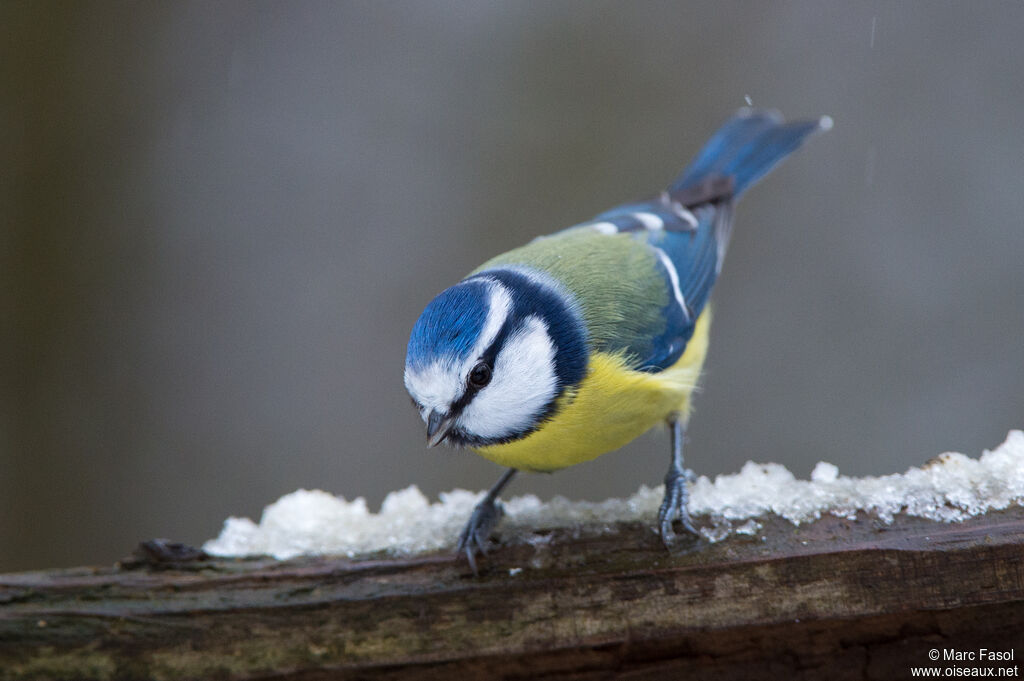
[404,362,461,417]
[459,316,558,440]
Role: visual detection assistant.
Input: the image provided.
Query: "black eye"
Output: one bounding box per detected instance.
[468,362,492,389]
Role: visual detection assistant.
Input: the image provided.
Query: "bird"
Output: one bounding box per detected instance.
[404,109,830,573]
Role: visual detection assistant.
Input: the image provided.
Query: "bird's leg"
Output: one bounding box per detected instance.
[658,416,699,546]
[457,468,517,575]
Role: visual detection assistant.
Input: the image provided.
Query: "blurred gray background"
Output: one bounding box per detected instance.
[3,2,1022,572]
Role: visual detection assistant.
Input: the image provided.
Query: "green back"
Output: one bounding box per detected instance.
[472,228,668,366]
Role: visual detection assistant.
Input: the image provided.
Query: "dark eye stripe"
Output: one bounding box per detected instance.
[448,315,513,416]
[466,268,587,392]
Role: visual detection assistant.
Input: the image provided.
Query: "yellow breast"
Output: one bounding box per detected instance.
[473,310,712,472]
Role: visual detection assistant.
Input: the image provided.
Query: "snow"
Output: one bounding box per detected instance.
[204,430,1024,560]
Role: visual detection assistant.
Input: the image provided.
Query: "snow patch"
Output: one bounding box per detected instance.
[204,431,1024,560]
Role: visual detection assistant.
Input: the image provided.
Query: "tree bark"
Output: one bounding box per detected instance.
[2,507,1023,680]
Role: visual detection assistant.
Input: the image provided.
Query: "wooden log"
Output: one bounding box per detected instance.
[1,506,1023,680]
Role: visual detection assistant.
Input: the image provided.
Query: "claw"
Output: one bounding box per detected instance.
[456,496,505,576]
[658,467,699,547]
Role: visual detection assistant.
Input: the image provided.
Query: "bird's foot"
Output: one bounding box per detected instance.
[658,467,699,547]
[456,495,505,575]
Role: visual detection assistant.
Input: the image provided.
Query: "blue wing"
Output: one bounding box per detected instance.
[572,109,828,371]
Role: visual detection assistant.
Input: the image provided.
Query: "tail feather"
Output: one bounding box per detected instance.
[671,109,831,198]
[555,108,827,373]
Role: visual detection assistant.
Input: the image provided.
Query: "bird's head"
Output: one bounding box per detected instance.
[404,269,588,448]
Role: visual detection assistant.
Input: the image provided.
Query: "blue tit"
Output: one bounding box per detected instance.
[405,109,830,572]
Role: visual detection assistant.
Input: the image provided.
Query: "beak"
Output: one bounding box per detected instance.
[426,409,456,448]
